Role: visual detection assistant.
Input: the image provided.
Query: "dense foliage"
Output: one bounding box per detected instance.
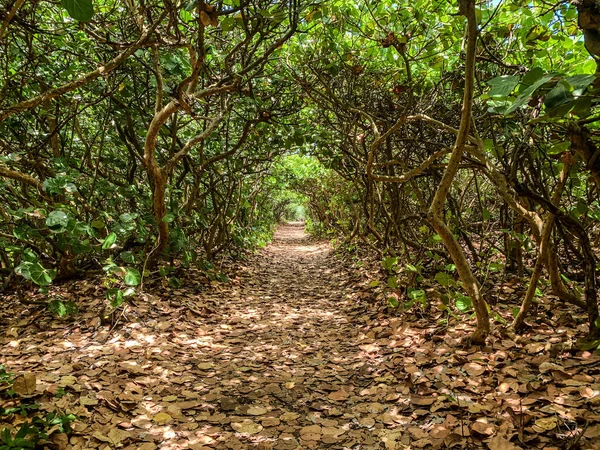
[2,0,600,348]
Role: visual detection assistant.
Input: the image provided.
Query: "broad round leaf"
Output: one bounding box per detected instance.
[60,0,94,22]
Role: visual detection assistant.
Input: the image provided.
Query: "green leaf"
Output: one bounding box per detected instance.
[382,256,398,271]
[119,213,137,222]
[506,74,554,114]
[455,294,472,312]
[519,67,545,92]
[435,272,454,287]
[48,299,78,317]
[488,75,519,98]
[91,219,105,229]
[120,251,136,263]
[387,297,399,308]
[488,262,504,272]
[15,260,56,286]
[408,289,426,302]
[46,211,69,232]
[548,141,570,155]
[124,268,141,286]
[60,0,94,21]
[566,74,595,95]
[102,232,117,250]
[493,312,506,325]
[369,280,379,288]
[405,263,419,272]
[106,288,124,308]
[544,80,572,109]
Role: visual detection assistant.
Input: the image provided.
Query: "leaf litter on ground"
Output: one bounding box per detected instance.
[1,224,599,449]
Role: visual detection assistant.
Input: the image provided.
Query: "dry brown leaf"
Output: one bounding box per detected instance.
[408,426,429,439]
[322,426,345,438]
[58,375,77,387]
[584,424,600,438]
[300,424,322,441]
[488,435,522,450]
[261,417,280,427]
[153,412,173,425]
[107,429,132,445]
[539,362,565,373]
[328,389,349,401]
[463,362,486,376]
[379,430,404,450]
[231,419,263,434]
[410,395,437,406]
[430,424,450,439]
[199,11,212,26]
[280,411,300,422]
[358,417,375,428]
[80,395,98,406]
[471,420,495,436]
[533,417,557,432]
[12,373,36,395]
[247,405,268,415]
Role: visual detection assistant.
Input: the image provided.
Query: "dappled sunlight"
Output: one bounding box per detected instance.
[4,224,597,448]
[0,224,376,448]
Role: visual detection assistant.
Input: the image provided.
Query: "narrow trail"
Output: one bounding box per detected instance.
[2,224,413,450]
[190,223,394,449]
[5,224,598,449]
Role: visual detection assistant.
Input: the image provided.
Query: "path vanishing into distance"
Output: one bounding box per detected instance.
[3,223,416,450]
[4,224,598,449]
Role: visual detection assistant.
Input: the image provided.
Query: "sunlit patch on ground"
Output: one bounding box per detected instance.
[1,224,600,449]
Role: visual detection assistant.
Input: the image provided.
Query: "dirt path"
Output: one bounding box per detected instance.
[188,223,389,449]
[1,224,408,450]
[4,224,599,449]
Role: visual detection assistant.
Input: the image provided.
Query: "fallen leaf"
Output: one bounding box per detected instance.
[533,417,557,431]
[584,424,600,438]
[280,412,300,422]
[471,420,495,435]
[12,373,36,395]
[430,424,450,439]
[488,435,522,450]
[300,424,322,441]
[247,406,268,415]
[231,419,263,434]
[107,429,131,445]
[411,395,436,406]
[463,362,486,376]
[328,389,349,401]
[359,417,375,428]
[539,362,565,373]
[58,375,77,387]
[153,412,173,425]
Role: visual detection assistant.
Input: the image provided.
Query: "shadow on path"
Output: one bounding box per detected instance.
[1,224,410,450]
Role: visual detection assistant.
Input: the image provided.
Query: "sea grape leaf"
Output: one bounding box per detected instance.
[46,211,69,232]
[102,232,117,250]
[506,74,554,114]
[60,0,94,21]
[487,75,519,98]
[124,268,141,286]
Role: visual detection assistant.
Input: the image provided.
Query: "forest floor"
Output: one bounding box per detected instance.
[2,224,600,449]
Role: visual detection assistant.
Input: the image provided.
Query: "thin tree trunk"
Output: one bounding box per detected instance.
[512,160,571,330]
[427,0,489,344]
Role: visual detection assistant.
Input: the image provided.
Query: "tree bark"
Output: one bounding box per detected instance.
[427,0,490,344]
